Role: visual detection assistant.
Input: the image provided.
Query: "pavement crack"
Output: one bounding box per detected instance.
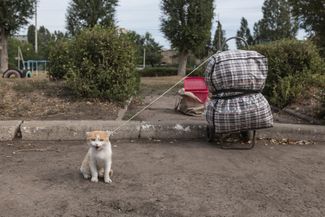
[14,120,24,140]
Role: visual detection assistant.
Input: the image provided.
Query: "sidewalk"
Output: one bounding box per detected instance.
[1,89,324,142]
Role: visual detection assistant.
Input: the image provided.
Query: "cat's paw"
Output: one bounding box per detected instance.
[83,174,90,179]
[91,177,98,183]
[104,177,112,183]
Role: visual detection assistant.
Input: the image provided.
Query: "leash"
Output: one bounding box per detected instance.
[111,55,214,135]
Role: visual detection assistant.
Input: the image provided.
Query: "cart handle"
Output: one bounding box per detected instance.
[221,37,249,51]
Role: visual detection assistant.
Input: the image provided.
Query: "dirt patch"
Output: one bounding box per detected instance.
[286,87,324,121]
[1,75,323,124]
[0,77,120,120]
[0,140,324,217]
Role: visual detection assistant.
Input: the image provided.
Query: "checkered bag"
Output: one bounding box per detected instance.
[204,50,273,133]
[205,93,273,133]
[205,50,267,94]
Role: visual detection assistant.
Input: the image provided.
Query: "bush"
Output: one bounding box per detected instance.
[320,92,325,120]
[140,67,178,77]
[313,74,325,120]
[139,66,205,77]
[250,39,324,107]
[48,39,71,80]
[66,27,139,101]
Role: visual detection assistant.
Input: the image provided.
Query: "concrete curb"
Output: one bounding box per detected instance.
[0,120,22,141]
[20,120,140,141]
[258,123,325,142]
[0,120,324,142]
[140,121,207,139]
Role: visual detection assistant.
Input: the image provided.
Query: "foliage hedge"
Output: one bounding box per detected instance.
[139,66,205,77]
[250,39,324,108]
[48,27,139,102]
[48,39,71,80]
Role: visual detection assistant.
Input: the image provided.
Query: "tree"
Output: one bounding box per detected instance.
[253,0,298,43]
[236,17,254,49]
[161,0,214,76]
[66,0,118,36]
[27,24,36,47]
[143,33,163,67]
[126,31,162,67]
[212,21,228,52]
[53,31,69,41]
[37,26,54,59]
[253,21,262,45]
[289,0,325,55]
[26,25,54,60]
[126,31,146,65]
[0,0,36,72]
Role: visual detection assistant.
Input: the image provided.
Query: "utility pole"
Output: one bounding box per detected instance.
[35,0,38,54]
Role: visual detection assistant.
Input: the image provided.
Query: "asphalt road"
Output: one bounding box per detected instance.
[0,139,324,217]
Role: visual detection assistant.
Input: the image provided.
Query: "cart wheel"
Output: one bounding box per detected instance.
[221,131,256,150]
[240,130,253,142]
[206,125,215,143]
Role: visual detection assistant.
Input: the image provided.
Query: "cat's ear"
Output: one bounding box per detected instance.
[86,132,91,138]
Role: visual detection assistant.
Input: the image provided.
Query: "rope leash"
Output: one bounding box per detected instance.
[111,55,214,135]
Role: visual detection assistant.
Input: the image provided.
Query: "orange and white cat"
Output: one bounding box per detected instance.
[80,131,113,183]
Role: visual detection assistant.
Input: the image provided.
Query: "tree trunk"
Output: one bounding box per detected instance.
[0,28,9,73]
[177,51,189,76]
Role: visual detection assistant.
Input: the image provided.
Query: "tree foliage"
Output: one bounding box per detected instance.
[143,32,163,67]
[126,31,145,65]
[212,21,228,52]
[161,0,214,75]
[0,0,36,34]
[236,17,254,49]
[66,0,118,36]
[27,24,35,46]
[254,0,298,43]
[38,26,54,59]
[26,25,55,60]
[0,0,36,72]
[289,0,325,55]
[53,31,69,41]
[127,31,163,67]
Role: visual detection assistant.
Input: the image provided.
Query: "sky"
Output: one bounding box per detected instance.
[19,0,295,49]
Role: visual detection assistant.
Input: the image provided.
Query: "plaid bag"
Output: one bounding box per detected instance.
[204,50,273,133]
[205,50,268,95]
[205,93,273,133]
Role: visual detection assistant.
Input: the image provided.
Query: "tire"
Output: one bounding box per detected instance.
[25,71,32,78]
[21,70,32,78]
[240,130,253,142]
[3,69,22,78]
[206,125,215,143]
